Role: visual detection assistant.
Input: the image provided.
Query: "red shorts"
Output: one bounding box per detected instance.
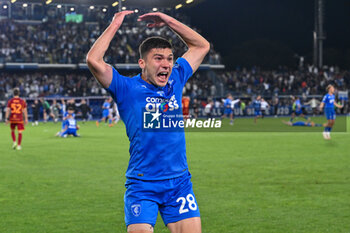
[10,123,25,131]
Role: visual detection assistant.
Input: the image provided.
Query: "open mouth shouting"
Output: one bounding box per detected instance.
[156,71,169,84]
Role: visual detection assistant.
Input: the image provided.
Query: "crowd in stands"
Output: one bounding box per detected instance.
[0,7,221,64]
[217,65,350,96]
[0,3,349,117]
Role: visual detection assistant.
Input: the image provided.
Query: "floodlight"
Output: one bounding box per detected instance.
[23,3,28,7]
[57,4,62,8]
[112,1,119,7]
[89,6,94,10]
[175,4,182,9]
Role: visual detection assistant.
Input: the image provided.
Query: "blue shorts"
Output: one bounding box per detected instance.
[295,110,303,115]
[124,172,200,227]
[61,128,78,137]
[224,108,232,115]
[325,108,336,120]
[102,110,109,118]
[255,110,262,116]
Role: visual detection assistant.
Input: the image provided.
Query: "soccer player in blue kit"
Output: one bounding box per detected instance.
[290,96,309,122]
[86,11,210,233]
[253,95,262,124]
[221,93,234,125]
[319,85,343,140]
[96,97,112,127]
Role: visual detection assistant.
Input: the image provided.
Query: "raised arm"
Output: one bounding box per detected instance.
[138,12,210,74]
[86,11,134,88]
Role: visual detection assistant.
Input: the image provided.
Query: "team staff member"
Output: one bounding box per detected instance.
[5,88,28,150]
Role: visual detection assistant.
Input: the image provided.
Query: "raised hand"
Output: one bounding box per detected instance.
[137,12,172,28]
[111,10,134,26]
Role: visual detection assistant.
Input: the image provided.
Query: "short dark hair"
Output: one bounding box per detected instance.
[139,36,173,59]
[13,88,19,96]
[68,107,74,111]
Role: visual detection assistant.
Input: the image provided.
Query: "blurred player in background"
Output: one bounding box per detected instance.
[51,99,61,123]
[260,98,269,119]
[290,96,309,122]
[253,95,262,123]
[204,99,214,118]
[96,97,112,127]
[87,10,209,233]
[40,98,55,122]
[182,96,190,120]
[79,99,91,123]
[5,88,28,150]
[60,107,80,137]
[305,97,321,116]
[319,84,343,140]
[221,93,234,125]
[282,120,324,127]
[56,104,76,137]
[112,102,120,125]
[192,98,199,119]
[31,99,40,126]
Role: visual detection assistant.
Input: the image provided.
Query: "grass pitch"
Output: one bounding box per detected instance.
[1,117,349,233]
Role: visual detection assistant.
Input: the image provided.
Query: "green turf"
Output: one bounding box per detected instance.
[0,117,349,233]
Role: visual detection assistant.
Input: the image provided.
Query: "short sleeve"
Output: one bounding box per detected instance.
[106,67,129,104]
[174,57,193,86]
[322,95,327,103]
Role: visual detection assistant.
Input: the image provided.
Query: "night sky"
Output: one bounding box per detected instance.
[182,0,350,68]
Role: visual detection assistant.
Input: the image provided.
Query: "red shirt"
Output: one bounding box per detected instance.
[7,97,27,123]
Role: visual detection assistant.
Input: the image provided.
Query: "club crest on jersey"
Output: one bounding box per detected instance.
[131,204,141,217]
[157,91,164,97]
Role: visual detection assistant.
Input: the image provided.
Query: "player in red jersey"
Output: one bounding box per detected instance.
[5,88,28,150]
[182,96,190,120]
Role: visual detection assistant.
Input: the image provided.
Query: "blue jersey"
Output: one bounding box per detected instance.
[322,93,335,109]
[294,99,301,111]
[66,118,77,130]
[103,102,110,109]
[107,57,193,181]
[224,98,232,109]
[253,100,261,111]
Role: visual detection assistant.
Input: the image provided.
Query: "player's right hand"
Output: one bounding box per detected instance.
[111,10,134,27]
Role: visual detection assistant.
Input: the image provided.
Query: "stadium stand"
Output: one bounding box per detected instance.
[0,2,349,120]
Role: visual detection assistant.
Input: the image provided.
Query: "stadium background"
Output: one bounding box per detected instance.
[1,0,350,232]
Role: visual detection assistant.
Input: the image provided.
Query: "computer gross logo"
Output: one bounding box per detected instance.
[144,95,179,113]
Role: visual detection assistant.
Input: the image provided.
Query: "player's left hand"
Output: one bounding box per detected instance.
[25,119,28,125]
[5,120,9,125]
[137,12,172,28]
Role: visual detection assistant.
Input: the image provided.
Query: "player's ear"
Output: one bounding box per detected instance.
[138,58,145,69]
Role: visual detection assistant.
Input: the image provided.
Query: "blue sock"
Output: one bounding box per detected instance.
[328,127,332,132]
